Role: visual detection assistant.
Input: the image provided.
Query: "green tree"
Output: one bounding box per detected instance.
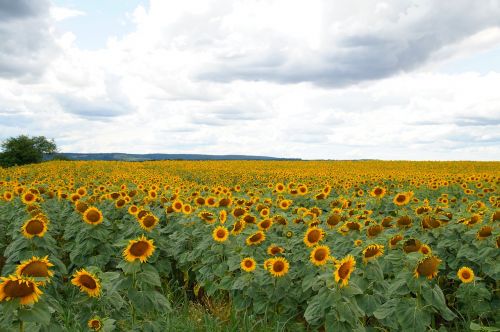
[0,135,57,167]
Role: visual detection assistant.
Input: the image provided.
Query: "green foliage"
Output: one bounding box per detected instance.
[0,135,57,167]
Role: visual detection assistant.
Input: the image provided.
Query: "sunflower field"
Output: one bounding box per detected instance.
[0,160,499,331]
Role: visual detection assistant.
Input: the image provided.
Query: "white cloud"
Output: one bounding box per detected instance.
[50,6,85,22]
[0,0,499,160]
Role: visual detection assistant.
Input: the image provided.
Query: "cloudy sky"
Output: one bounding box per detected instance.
[1,0,499,160]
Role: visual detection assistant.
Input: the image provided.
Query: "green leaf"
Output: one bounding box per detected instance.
[422,285,456,321]
[139,265,161,287]
[18,302,51,325]
[397,299,431,332]
[373,298,399,320]
[470,322,500,331]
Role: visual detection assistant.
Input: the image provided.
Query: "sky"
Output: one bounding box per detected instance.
[0,0,499,160]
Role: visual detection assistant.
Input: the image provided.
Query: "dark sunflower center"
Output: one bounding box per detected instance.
[374,188,382,195]
[314,249,327,261]
[273,261,285,273]
[86,210,101,223]
[404,240,421,253]
[25,193,35,201]
[21,261,49,277]
[417,258,438,277]
[260,220,271,229]
[338,262,351,279]
[77,202,88,213]
[138,210,148,219]
[79,275,97,289]
[347,222,360,230]
[270,247,281,255]
[462,271,471,279]
[4,280,35,297]
[368,226,382,236]
[396,195,406,203]
[307,230,321,243]
[130,241,150,256]
[91,320,101,329]
[174,203,182,209]
[244,260,253,268]
[398,217,411,225]
[479,227,492,237]
[249,233,262,243]
[327,215,341,226]
[233,222,242,232]
[142,215,156,227]
[365,246,379,257]
[234,208,245,217]
[116,199,125,207]
[26,220,44,234]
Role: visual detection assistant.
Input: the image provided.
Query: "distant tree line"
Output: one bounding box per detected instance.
[0,135,67,168]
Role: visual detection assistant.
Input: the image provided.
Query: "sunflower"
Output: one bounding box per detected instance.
[258,219,273,231]
[414,255,441,280]
[199,211,216,224]
[21,218,48,239]
[246,231,266,246]
[71,269,101,297]
[182,204,193,215]
[298,185,308,195]
[303,226,325,247]
[275,183,285,193]
[3,191,14,201]
[232,207,246,218]
[457,267,474,283]
[128,205,139,215]
[231,220,246,235]
[138,214,158,232]
[396,216,412,228]
[419,244,432,255]
[172,200,183,212]
[123,235,156,263]
[75,200,89,214]
[354,239,363,247]
[334,255,356,288]
[278,200,292,210]
[310,245,330,266]
[115,199,126,208]
[83,207,104,226]
[21,192,37,205]
[0,275,43,305]
[219,210,227,223]
[15,256,54,282]
[268,257,290,277]
[88,316,103,331]
[346,221,362,231]
[403,238,422,253]
[362,244,384,263]
[326,214,342,228]
[367,224,383,237]
[213,226,229,243]
[267,244,285,256]
[240,257,256,272]
[476,226,493,240]
[393,192,411,206]
[370,187,386,198]
[465,214,482,226]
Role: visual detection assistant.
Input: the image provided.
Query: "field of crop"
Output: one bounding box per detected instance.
[0,160,498,331]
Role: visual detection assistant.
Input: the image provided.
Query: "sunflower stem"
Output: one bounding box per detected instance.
[19,320,24,332]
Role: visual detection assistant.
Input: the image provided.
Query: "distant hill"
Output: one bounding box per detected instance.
[51,153,300,161]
